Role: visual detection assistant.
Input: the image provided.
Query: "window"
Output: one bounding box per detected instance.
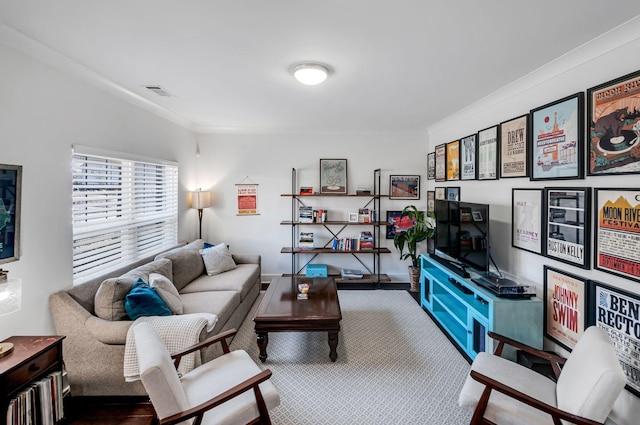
[71,146,178,284]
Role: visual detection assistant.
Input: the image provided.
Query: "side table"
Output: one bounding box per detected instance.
[0,335,66,424]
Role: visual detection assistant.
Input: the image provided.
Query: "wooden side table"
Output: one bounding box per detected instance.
[0,335,66,425]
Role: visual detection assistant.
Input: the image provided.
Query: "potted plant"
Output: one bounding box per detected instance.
[393,205,436,292]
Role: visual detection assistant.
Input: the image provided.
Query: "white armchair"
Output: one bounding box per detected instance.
[133,322,280,425]
[459,326,626,425]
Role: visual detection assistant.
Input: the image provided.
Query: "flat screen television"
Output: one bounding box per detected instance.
[432,199,490,277]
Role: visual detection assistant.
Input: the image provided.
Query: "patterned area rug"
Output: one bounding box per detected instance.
[230,290,473,424]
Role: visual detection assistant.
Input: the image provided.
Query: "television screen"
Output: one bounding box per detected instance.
[433,199,490,274]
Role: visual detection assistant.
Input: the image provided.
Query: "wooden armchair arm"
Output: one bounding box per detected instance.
[469,370,602,425]
[159,369,274,425]
[488,331,567,379]
[171,328,237,369]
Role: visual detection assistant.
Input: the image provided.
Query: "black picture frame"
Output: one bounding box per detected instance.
[427,191,435,213]
[530,92,585,181]
[587,280,640,396]
[543,266,589,352]
[512,188,543,255]
[500,114,529,178]
[319,159,347,194]
[434,187,446,200]
[0,164,22,264]
[446,187,460,201]
[593,188,640,283]
[587,69,640,176]
[543,187,591,269]
[435,144,446,182]
[477,125,499,180]
[446,140,460,181]
[386,210,403,239]
[389,175,420,200]
[460,134,477,181]
[427,152,436,180]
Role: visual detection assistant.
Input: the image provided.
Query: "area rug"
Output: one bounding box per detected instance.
[230,290,473,424]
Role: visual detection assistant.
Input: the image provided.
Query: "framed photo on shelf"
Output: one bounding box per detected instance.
[543,266,588,351]
[530,93,585,181]
[446,140,460,181]
[446,186,460,201]
[348,212,359,223]
[427,191,435,212]
[500,114,529,178]
[319,159,347,194]
[543,187,591,269]
[389,175,420,200]
[512,188,543,255]
[0,163,21,264]
[386,210,403,239]
[460,134,477,180]
[478,125,499,180]
[435,187,446,200]
[593,188,640,283]
[427,152,436,180]
[588,280,640,396]
[435,144,446,182]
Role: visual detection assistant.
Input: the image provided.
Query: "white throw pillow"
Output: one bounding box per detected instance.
[200,243,237,276]
[149,273,183,315]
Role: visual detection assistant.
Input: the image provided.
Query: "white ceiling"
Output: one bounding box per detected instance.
[2,1,640,134]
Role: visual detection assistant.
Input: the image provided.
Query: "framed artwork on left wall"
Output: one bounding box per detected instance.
[0,164,22,264]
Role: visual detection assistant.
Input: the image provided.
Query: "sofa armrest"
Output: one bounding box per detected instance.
[232,254,261,266]
[85,316,132,344]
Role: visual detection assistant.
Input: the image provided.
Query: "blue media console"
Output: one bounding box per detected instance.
[420,254,543,361]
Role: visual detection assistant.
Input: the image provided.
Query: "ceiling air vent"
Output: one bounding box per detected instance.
[144,85,174,97]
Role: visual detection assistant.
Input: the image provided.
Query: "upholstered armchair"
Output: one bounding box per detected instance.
[133,323,280,425]
[459,326,626,425]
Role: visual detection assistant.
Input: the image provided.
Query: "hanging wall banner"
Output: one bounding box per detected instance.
[236,181,259,215]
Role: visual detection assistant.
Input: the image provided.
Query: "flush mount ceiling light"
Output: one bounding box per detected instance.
[293,63,330,85]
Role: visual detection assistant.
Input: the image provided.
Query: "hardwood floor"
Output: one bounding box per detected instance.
[64,397,156,425]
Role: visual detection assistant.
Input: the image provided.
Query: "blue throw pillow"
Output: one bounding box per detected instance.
[125,278,172,320]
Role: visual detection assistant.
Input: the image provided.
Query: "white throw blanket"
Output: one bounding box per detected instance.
[124,313,218,382]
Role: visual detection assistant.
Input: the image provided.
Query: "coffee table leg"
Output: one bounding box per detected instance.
[256,331,269,362]
[328,331,339,362]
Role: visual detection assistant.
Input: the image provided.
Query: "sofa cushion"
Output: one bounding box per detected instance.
[150,273,183,315]
[125,278,172,320]
[94,258,173,321]
[200,244,237,276]
[155,239,206,291]
[180,291,240,328]
[180,264,260,302]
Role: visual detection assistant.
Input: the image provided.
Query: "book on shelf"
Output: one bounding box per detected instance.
[299,232,314,249]
[299,187,313,195]
[358,208,371,223]
[359,231,374,250]
[356,185,371,195]
[313,209,327,223]
[341,268,364,279]
[299,205,313,223]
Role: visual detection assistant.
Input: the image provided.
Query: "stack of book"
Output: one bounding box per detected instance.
[299,232,314,249]
[358,208,371,223]
[341,268,364,279]
[359,231,374,250]
[299,206,313,223]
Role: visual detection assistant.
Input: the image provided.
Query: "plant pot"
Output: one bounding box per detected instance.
[408,266,420,293]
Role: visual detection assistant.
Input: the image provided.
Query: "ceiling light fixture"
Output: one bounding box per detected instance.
[293,63,329,85]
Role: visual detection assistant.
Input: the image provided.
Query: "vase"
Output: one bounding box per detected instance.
[408,266,420,293]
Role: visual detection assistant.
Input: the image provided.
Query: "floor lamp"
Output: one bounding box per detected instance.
[191,189,212,239]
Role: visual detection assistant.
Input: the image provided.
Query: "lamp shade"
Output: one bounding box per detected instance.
[0,278,22,317]
[191,191,212,209]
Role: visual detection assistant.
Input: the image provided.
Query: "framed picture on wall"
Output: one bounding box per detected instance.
[389,175,420,200]
[477,125,499,180]
[435,187,446,200]
[386,210,403,239]
[543,266,588,351]
[0,164,22,264]
[446,140,460,181]
[319,159,347,194]
[427,152,436,180]
[446,187,460,201]
[460,134,477,180]
[587,69,640,176]
[427,191,435,212]
[435,144,446,182]
[543,187,591,269]
[587,280,640,396]
[530,92,585,181]
[593,188,640,283]
[500,114,529,178]
[512,188,543,255]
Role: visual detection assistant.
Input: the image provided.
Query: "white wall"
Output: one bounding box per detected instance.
[0,44,198,339]
[425,18,640,425]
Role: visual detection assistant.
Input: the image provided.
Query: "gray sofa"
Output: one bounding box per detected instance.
[49,239,261,396]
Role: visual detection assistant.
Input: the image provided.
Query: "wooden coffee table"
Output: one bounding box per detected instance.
[253,276,342,362]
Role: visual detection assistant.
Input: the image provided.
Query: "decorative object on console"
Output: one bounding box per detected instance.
[587,69,640,176]
[593,188,640,283]
[190,188,212,239]
[393,205,436,292]
[500,114,529,178]
[0,163,21,264]
[0,274,22,357]
[460,134,477,180]
[543,266,587,351]
[530,92,585,181]
[446,140,460,181]
[512,188,543,255]
[389,175,420,200]
[319,159,347,194]
[477,125,499,180]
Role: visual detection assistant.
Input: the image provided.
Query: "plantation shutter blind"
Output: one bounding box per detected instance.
[71,145,178,284]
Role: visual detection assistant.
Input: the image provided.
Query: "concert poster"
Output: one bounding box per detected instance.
[543,266,587,351]
[478,125,498,180]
